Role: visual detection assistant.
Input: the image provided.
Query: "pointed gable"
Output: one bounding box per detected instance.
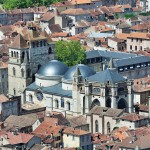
[11,34,28,49]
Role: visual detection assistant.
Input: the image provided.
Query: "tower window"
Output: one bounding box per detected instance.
[61,98,64,108]
[40,41,42,47]
[11,51,13,57]
[55,99,59,108]
[16,52,19,58]
[13,88,16,95]
[21,69,24,77]
[67,102,71,110]
[14,51,16,57]
[13,67,16,76]
[32,42,35,48]
[36,41,39,47]
[95,120,99,132]
[48,47,52,54]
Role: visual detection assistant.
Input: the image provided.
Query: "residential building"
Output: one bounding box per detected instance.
[0,62,8,95]
[0,95,21,121]
[63,127,92,150]
[108,37,126,51]
[33,120,66,148]
[127,32,150,52]
[0,131,41,150]
[4,113,42,133]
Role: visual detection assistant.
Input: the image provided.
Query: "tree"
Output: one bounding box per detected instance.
[3,0,66,10]
[124,13,135,19]
[55,40,86,67]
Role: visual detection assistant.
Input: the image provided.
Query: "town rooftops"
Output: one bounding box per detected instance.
[127,32,150,39]
[63,127,90,136]
[113,55,150,67]
[119,113,147,122]
[119,134,150,149]
[88,68,126,84]
[61,8,90,15]
[1,132,34,145]
[87,106,124,117]
[86,50,137,59]
[4,113,41,129]
[0,94,9,102]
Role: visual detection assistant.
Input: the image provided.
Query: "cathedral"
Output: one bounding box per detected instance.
[8,24,133,116]
[24,60,133,116]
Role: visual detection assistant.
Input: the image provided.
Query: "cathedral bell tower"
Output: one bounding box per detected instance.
[72,66,83,116]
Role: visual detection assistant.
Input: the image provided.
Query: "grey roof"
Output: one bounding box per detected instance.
[86,50,137,59]
[88,32,113,38]
[87,106,123,117]
[37,60,68,77]
[87,68,126,84]
[26,83,72,98]
[113,55,150,67]
[63,64,95,81]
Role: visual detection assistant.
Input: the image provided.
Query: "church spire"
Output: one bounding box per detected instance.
[108,57,115,69]
[23,52,29,64]
[73,66,81,77]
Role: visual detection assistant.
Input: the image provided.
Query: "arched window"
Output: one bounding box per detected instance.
[21,69,24,77]
[16,52,19,58]
[40,41,42,47]
[95,120,99,132]
[29,94,33,103]
[38,64,41,70]
[36,41,39,47]
[13,67,16,76]
[14,51,16,57]
[55,99,59,108]
[107,122,110,134]
[48,47,52,54]
[83,96,85,114]
[66,102,71,110]
[27,69,30,77]
[44,40,46,46]
[32,42,35,48]
[22,51,25,62]
[13,88,16,95]
[61,97,64,108]
[11,51,13,57]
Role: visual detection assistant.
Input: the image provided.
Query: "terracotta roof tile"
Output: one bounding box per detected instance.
[1,132,34,145]
[0,94,9,102]
[63,127,90,136]
[119,113,147,122]
[11,34,29,49]
[61,8,90,15]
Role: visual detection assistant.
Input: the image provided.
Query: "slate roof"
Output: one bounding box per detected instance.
[26,83,72,98]
[86,50,137,59]
[88,32,113,38]
[87,68,126,84]
[113,55,150,67]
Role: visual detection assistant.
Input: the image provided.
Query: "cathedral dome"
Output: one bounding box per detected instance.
[63,64,96,81]
[37,60,68,77]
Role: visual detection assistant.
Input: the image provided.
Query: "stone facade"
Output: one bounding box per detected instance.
[8,26,55,97]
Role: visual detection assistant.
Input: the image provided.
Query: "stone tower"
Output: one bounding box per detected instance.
[72,66,83,116]
[8,25,54,97]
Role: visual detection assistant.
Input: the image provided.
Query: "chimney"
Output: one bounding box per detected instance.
[148,96,150,119]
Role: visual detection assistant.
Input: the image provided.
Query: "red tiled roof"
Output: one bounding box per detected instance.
[1,132,34,145]
[0,94,9,102]
[63,127,90,136]
[119,113,147,122]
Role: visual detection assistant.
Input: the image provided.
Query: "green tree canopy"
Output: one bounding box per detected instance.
[2,0,64,10]
[124,13,136,19]
[55,40,86,67]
